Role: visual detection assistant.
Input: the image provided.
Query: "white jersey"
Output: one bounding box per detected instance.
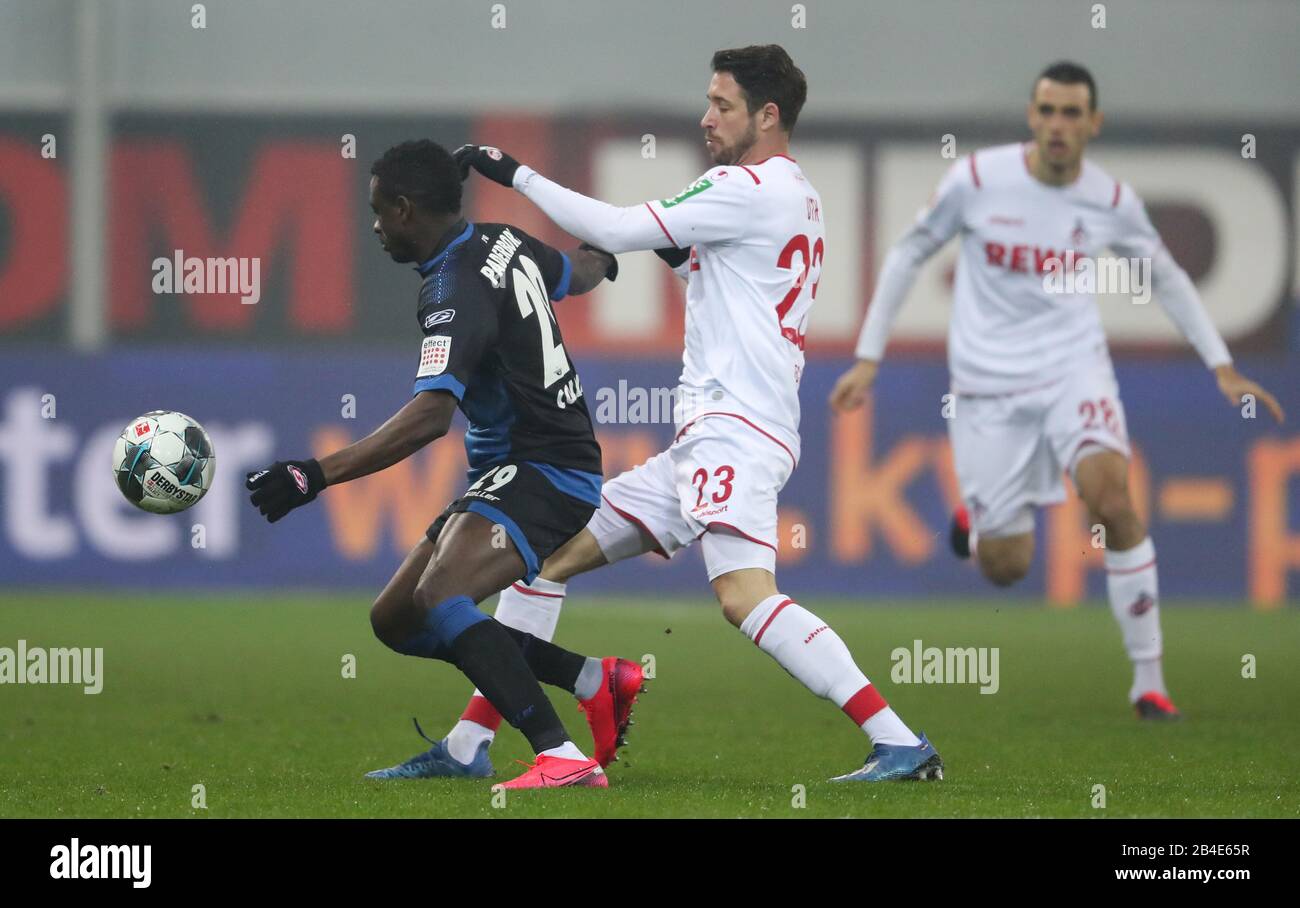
[855,142,1230,394]
[645,155,823,458]
[515,155,820,460]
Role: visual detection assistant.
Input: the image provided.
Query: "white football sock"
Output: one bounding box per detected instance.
[1104,537,1167,702]
[739,594,921,747]
[539,741,587,761]
[573,657,603,702]
[445,578,566,764]
[1132,658,1166,700]
[495,577,567,638]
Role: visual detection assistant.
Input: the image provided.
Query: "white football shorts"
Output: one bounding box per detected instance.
[949,358,1131,538]
[586,413,797,580]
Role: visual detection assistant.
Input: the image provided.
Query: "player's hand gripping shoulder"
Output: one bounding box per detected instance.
[453,144,521,187]
[829,359,880,413]
[245,459,325,523]
[1214,364,1285,424]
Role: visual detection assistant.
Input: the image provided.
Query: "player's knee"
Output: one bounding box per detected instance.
[1090,488,1137,532]
[369,598,405,650]
[371,579,441,650]
[711,576,768,628]
[410,576,444,617]
[980,547,1031,587]
[982,560,1028,587]
[718,596,751,628]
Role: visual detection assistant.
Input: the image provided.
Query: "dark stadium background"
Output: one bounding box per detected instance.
[2,0,1297,608]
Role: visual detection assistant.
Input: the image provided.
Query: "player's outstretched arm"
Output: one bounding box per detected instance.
[1109,188,1284,423]
[245,391,455,523]
[1134,249,1284,423]
[565,243,618,295]
[318,390,456,485]
[1214,364,1285,424]
[455,144,677,254]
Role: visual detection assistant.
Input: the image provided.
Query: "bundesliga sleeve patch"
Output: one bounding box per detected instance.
[417,335,452,377]
[660,177,714,208]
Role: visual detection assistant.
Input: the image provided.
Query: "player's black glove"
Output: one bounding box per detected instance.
[654,247,690,269]
[579,242,619,282]
[245,459,326,523]
[452,144,522,187]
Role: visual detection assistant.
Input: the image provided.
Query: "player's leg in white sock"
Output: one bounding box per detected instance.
[705,531,921,747]
[446,578,565,764]
[1104,537,1165,701]
[736,594,921,746]
[1075,449,1167,704]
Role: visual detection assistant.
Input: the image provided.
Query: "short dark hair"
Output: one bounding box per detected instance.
[370,139,462,215]
[711,44,808,133]
[1034,61,1098,110]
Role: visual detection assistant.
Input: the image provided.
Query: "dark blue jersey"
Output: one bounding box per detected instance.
[411,219,602,505]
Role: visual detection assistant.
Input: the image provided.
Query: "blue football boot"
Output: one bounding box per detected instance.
[364,719,493,780]
[830,732,944,782]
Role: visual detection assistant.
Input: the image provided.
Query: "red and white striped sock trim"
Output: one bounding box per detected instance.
[841,684,889,725]
[510,581,564,598]
[460,694,503,732]
[752,598,794,646]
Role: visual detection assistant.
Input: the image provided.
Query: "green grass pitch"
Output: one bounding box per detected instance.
[2,593,1297,818]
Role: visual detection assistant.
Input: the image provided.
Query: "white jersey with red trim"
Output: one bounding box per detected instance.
[867,142,1198,395]
[646,155,824,459]
[948,142,1131,393]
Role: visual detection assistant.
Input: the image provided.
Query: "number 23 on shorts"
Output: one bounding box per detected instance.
[692,464,735,508]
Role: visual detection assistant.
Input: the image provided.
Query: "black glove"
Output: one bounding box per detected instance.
[245,459,326,523]
[654,247,690,269]
[452,144,521,187]
[579,242,618,282]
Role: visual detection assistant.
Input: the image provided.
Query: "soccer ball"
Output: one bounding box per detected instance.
[112,411,216,514]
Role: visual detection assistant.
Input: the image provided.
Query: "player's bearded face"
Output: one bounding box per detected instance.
[702,72,759,166]
[709,118,759,166]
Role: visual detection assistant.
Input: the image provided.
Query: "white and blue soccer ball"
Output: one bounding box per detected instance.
[112,410,216,514]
